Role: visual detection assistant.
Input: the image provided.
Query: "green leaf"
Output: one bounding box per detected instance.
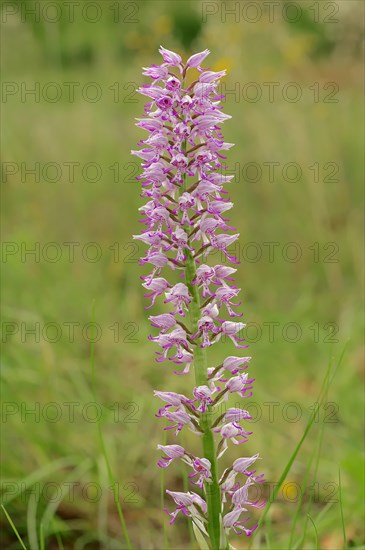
[192,521,210,550]
[1,504,28,550]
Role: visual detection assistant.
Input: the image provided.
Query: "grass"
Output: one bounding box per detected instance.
[1,1,364,548]
[252,349,344,539]
[90,300,132,549]
[1,505,28,550]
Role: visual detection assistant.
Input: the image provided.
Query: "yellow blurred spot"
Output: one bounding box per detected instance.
[153,15,172,36]
[212,57,232,73]
[284,480,299,501]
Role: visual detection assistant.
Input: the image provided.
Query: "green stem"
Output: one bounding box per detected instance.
[180,72,223,549]
[184,248,222,550]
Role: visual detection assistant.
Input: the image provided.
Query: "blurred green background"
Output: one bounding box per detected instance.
[1,0,364,548]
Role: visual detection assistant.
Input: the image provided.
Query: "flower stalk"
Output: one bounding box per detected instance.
[185,248,221,548]
[133,46,265,549]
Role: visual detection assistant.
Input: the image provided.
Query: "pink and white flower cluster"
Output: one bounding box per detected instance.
[133,46,265,541]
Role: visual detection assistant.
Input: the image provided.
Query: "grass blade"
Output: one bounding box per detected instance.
[307,514,319,550]
[1,504,28,550]
[54,522,65,550]
[2,457,76,506]
[339,468,347,549]
[26,489,39,550]
[292,365,328,548]
[40,459,92,537]
[90,300,132,549]
[250,345,346,547]
[39,523,45,550]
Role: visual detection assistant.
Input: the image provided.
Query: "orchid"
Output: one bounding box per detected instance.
[133,46,265,550]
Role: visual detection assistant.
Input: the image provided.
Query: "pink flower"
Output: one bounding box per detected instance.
[149,313,176,332]
[186,49,210,68]
[223,356,251,373]
[164,283,191,316]
[165,490,207,525]
[218,321,247,348]
[226,373,254,399]
[224,407,252,422]
[194,264,216,297]
[216,422,253,457]
[233,454,260,474]
[142,278,170,308]
[232,478,265,509]
[170,349,194,375]
[193,385,213,412]
[223,508,257,536]
[154,390,190,407]
[161,408,194,435]
[157,444,186,468]
[142,65,169,80]
[188,457,212,488]
[200,70,227,83]
[134,47,265,542]
[159,46,182,67]
[150,327,191,362]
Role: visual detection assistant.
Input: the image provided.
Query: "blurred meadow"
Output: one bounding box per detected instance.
[1,0,364,549]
